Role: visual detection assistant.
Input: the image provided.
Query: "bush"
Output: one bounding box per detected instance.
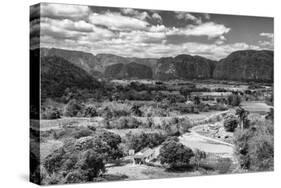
[71,128,93,139]
[83,105,98,117]
[98,102,131,119]
[159,140,194,169]
[227,93,241,106]
[41,107,61,119]
[234,119,273,171]
[63,99,83,117]
[125,132,167,152]
[223,114,239,132]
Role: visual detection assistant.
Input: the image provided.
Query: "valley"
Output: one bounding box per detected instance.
[30,48,273,184]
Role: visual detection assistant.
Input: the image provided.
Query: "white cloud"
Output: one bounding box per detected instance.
[89,12,149,31]
[259,32,274,49]
[121,8,151,21]
[41,3,90,20]
[40,17,115,42]
[152,12,162,23]
[39,4,261,60]
[175,12,202,24]
[168,22,230,39]
[260,32,274,38]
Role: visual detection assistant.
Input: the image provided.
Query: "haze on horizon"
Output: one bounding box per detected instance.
[30,3,274,60]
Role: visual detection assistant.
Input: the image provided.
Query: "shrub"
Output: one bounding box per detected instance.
[83,105,97,117]
[227,93,241,106]
[98,102,131,119]
[109,117,141,129]
[64,170,88,184]
[223,114,239,132]
[159,140,194,169]
[41,107,61,119]
[63,99,83,117]
[71,128,93,139]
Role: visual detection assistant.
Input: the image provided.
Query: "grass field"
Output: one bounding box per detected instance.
[241,101,272,114]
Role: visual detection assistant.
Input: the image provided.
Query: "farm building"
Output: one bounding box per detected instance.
[133,148,155,165]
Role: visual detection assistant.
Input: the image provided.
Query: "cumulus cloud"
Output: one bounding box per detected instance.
[38,3,268,60]
[259,32,274,49]
[41,3,91,20]
[175,12,202,24]
[121,8,151,21]
[89,12,149,31]
[168,22,230,39]
[152,12,162,23]
[260,32,274,38]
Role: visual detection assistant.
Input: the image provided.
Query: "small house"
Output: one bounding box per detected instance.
[133,148,155,165]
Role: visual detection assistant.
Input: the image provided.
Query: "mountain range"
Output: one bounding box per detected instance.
[39,48,273,82]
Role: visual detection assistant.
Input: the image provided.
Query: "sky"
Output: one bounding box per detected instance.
[30,3,274,60]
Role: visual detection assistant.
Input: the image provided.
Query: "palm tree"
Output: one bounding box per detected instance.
[153,92,162,108]
[131,104,142,117]
[235,106,249,130]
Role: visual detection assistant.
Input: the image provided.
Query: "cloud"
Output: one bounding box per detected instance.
[152,12,162,23]
[259,32,274,49]
[121,8,151,21]
[89,12,150,31]
[260,32,274,38]
[203,13,210,20]
[38,4,264,60]
[175,12,202,24]
[168,22,230,39]
[41,3,91,20]
[40,17,115,42]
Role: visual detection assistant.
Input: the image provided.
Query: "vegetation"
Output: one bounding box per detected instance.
[125,132,167,152]
[223,114,239,132]
[159,140,194,169]
[234,119,273,171]
[227,93,241,106]
[41,107,61,119]
[42,130,123,184]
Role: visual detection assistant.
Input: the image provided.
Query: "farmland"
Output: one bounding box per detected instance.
[30,79,273,184]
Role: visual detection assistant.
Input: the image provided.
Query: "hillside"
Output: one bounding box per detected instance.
[155,55,215,80]
[104,62,153,79]
[40,56,100,99]
[38,48,273,82]
[213,50,273,82]
[41,48,100,77]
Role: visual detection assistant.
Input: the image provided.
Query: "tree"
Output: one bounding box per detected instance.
[235,106,249,130]
[179,87,191,100]
[159,140,194,169]
[63,99,83,117]
[43,130,123,184]
[131,104,142,117]
[266,108,274,120]
[153,92,163,108]
[228,93,242,106]
[223,114,239,132]
[192,149,207,170]
[234,120,273,171]
[193,96,201,105]
[75,149,105,181]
